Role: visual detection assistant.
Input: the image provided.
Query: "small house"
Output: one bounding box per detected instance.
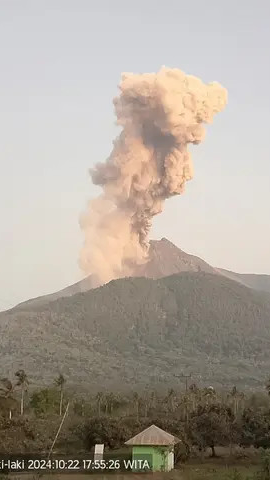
[125,424,180,472]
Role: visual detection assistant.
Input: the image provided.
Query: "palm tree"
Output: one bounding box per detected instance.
[105,392,115,415]
[150,390,157,410]
[227,386,245,418]
[166,388,176,413]
[15,369,29,415]
[54,374,66,416]
[228,386,237,416]
[142,391,151,418]
[95,392,104,417]
[189,383,200,397]
[180,393,192,426]
[133,392,140,421]
[107,392,122,415]
[203,386,216,406]
[189,383,201,411]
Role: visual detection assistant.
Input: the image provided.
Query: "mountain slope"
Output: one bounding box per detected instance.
[1,272,270,391]
[219,269,270,293]
[14,276,94,311]
[134,238,218,278]
[13,238,270,312]
[13,238,219,311]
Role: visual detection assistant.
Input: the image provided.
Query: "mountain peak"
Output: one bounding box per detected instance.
[134,238,217,279]
[12,239,217,311]
[11,238,270,312]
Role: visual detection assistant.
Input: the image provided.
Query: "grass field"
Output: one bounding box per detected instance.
[2,448,263,480]
[3,463,260,480]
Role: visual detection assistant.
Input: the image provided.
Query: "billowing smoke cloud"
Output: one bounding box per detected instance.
[80,67,227,285]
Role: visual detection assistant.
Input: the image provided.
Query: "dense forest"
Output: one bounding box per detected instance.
[1,272,270,390]
[2,369,270,461]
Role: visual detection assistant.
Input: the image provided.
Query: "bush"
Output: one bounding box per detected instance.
[72,417,132,450]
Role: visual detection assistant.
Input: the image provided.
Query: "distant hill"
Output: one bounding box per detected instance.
[1,272,270,391]
[13,238,270,311]
[218,269,270,294]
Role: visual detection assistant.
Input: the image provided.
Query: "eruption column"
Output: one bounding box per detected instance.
[80,67,227,285]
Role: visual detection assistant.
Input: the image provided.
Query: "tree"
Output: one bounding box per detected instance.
[180,392,193,425]
[54,374,66,416]
[258,450,270,480]
[30,388,59,415]
[150,390,157,410]
[0,378,15,419]
[141,391,151,418]
[188,383,201,412]
[105,392,122,415]
[0,416,58,454]
[166,389,177,414]
[73,417,131,450]
[202,386,217,406]
[15,370,29,416]
[240,408,270,449]
[0,378,13,398]
[73,398,85,417]
[190,404,235,457]
[227,386,244,417]
[95,392,104,417]
[266,378,270,397]
[132,392,140,421]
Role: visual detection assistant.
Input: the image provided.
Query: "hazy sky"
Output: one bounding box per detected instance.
[0,0,269,310]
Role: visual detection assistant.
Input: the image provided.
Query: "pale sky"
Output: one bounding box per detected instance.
[0,0,269,311]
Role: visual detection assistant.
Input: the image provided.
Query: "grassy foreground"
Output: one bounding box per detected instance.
[2,463,260,480]
[2,449,264,480]
[176,463,257,479]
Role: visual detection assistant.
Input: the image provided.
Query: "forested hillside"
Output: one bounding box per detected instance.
[1,272,270,390]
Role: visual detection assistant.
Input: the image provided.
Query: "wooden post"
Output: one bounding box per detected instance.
[47,401,70,460]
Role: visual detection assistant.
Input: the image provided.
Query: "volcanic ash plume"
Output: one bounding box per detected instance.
[80,67,227,285]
